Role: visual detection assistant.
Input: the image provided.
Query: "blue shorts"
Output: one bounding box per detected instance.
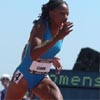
[13,68,47,90]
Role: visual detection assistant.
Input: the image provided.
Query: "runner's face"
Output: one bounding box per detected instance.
[50,3,69,27]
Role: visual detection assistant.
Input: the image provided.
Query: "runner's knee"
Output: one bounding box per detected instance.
[50,88,63,100]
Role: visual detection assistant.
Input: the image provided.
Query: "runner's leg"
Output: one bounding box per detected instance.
[32,77,63,100]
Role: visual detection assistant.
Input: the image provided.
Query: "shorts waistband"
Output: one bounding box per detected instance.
[36,59,53,63]
[29,69,48,75]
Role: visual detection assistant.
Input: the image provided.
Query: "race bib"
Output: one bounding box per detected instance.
[29,61,52,72]
[13,70,23,84]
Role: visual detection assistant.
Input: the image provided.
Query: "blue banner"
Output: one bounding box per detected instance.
[49,69,100,88]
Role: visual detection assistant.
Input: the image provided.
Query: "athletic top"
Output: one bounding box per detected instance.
[40,21,63,59]
[21,21,63,67]
[0,89,6,100]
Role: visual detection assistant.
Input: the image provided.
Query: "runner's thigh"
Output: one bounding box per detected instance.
[5,76,28,100]
[32,77,63,100]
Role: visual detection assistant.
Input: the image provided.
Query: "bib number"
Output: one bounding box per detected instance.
[13,70,23,84]
[29,61,52,72]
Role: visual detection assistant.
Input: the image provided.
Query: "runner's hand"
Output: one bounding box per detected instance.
[55,21,73,40]
[52,57,62,74]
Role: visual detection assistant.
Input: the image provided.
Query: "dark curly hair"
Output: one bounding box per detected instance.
[33,0,68,24]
